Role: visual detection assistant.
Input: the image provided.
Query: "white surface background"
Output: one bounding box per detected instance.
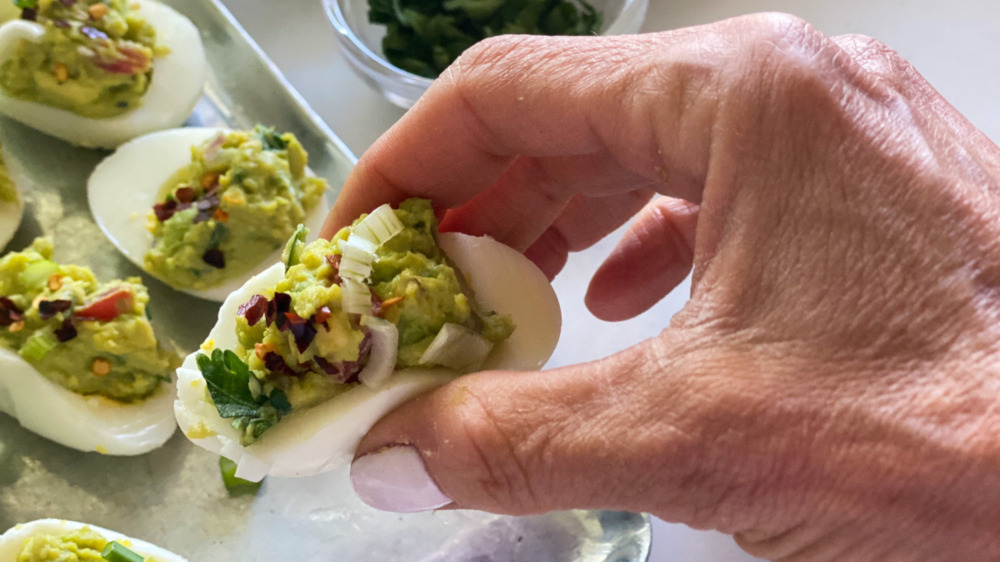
[219,0,1000,560]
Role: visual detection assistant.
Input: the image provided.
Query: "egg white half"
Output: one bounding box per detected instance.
[174,232,562,481]
[0,346,176,455]
[0,0,206,148]
[88,127,333,302]
[0,196,21,251]
[0,146,23,249]
[0,519,187,562]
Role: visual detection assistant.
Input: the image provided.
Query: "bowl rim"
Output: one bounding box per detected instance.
[324,0,435,88]
[323,0,647,86]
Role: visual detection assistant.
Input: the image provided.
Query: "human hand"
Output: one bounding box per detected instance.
[323,13,1000,561]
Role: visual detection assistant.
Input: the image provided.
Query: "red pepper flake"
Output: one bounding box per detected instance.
[54,317,77,343]
[312,306,332,326]
[202,249,225,269]
[237,294,268,326]
[76,288,134,321]
[324,254,342,284]
[0,297,24,326]
[38,299,73,321]
[174,186,195,203]
[266,293,291,327]
[153,199,178,222]
[263,351,297,376]
[285,314,317,353]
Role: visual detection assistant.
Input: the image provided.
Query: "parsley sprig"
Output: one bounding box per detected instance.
[197,349,292,445]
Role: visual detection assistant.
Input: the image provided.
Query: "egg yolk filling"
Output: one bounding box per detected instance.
[16,527,108,562]
[0,238,178,402]
[196,199,514,445]
[0,0,161,118]
[0,144,15,204]
[144,126,327,290]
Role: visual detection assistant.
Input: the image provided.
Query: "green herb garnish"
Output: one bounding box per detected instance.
[197,349,292,445]
[13,0,38,9]
[101,541,144,562]
[369,0,603,78]
[255,126,289,151]
[219,456,264,496]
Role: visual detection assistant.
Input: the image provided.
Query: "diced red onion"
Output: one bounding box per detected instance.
[357,316,398,389]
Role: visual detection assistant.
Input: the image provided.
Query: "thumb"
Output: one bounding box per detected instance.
[350,329,785,527]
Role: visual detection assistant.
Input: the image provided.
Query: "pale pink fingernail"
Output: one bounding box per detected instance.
[351,445,452,513]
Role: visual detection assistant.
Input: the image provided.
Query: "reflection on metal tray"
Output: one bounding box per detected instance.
[0,0,651,559]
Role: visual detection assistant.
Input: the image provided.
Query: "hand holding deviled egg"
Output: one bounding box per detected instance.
[0,0,206,148]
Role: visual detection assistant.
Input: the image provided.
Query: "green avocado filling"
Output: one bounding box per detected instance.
[16,527,109,562]
[369,0,602,78]
[0,144,16,204]
[0,238,178,402]
[197,199,514,444]
[144,126,328,290]
[0,0,161,118]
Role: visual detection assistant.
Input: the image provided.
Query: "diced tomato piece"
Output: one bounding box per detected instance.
[76,288,135,321]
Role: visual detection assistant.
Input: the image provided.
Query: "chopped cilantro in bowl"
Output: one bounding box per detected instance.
[325,0,648,108]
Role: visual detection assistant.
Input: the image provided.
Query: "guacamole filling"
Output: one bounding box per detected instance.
[16,527,148,562]
[0,238,177,402]
[0,0,159,118]
[145,126,327,290]
[196,199,514,444]
[0,144,16,204]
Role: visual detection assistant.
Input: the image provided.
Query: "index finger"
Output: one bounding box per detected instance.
[320,29,717,239]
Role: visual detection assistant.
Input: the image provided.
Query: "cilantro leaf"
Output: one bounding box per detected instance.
[370,0,602,78]
[255,126,289,151]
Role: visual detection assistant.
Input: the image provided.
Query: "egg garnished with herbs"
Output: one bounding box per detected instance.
[0,0,206,148]
[89,126,331,302]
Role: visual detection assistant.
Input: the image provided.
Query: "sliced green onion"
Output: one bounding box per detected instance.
[283,224,308,271]
[101,541,144,562]
[18,260,59,289]
[341,278,372,315]
[419,323,494,371]
[358,316,399,389]
[352,204,404,245]
[19,330,58,362]
[219,456,263,496]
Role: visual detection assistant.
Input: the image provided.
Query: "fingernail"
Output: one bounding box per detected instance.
[351,445,452,513]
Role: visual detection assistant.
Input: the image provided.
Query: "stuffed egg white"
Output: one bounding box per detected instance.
[0,0,206,148]
[88,127,332,302]
[0,350,177,455]
[175,227,562,482]
[0,146,21,249]
[0,519,187,562]
[0,239,178,455]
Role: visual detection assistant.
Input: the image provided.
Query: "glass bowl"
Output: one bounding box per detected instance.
[324,0,649,109]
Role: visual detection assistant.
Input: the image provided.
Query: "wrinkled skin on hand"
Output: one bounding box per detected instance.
[323,13,1000,561]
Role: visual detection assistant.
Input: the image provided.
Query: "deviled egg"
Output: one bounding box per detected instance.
[89,126,331,302]
[0,238,179,455]
[0,0,206,148]
[0,144,21,249]
[0,519,187,562]
[175,199,562,481]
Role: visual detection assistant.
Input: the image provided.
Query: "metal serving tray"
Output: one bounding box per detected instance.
[0,1,651,560]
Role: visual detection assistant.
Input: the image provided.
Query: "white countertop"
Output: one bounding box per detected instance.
[220,0,1000,560]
